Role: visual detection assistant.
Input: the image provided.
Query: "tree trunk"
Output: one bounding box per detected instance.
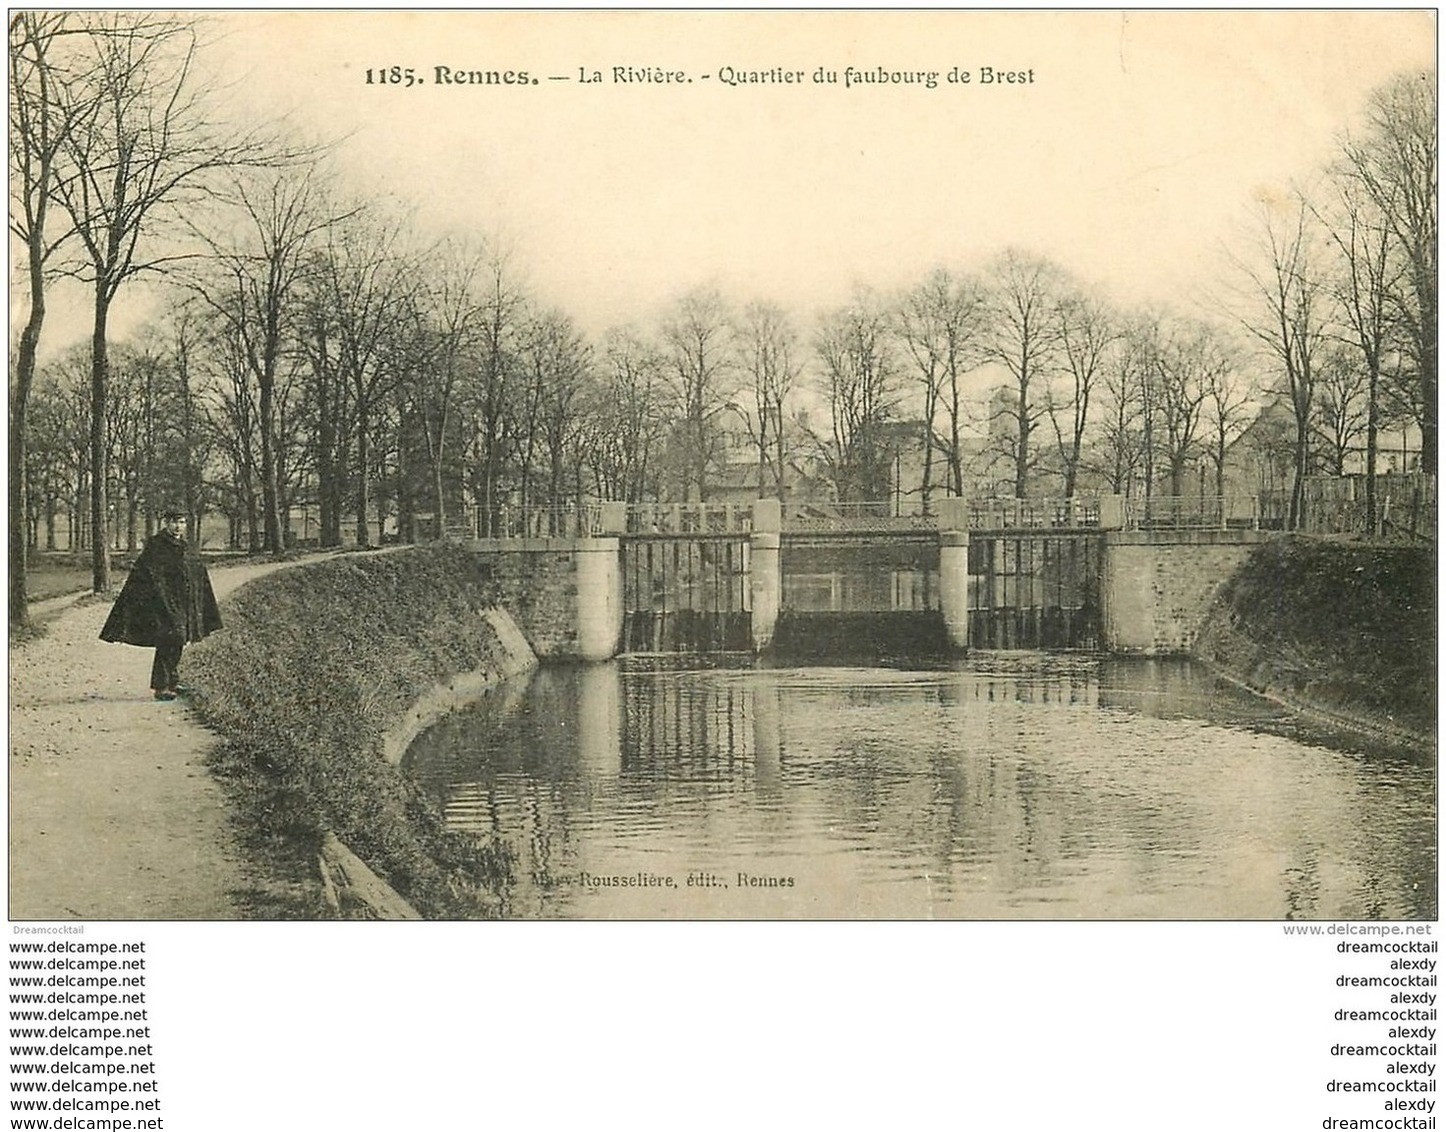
[1420,332,1437,474]
[259,374,284,556]
[432,461,447,539]
[1290,426,1309,530]
[356,414,371,548]
[1365,362,1380,537]
[317,367,341,546]
[10,318,37,623]
[1015,407,1030,498]
[429,400,448,536]
[89,288,112,593]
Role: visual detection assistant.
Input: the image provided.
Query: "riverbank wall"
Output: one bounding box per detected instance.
[187,545,536,919]
[463,536,623,660]
[1099,530,1273,654]
[1192,536,1435,748]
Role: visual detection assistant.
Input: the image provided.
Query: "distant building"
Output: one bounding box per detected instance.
[1221,395,1297,502]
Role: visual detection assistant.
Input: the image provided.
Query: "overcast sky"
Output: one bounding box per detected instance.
[25,9,1437,355]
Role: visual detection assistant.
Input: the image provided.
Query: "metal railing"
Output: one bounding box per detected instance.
[455,494,1298,539]
[1123,496,1260,531]
[625,502,753,536]
[967,497,1102,529]
[460,503,605,539]
[784,501,938,534]
[782,497,1106,532]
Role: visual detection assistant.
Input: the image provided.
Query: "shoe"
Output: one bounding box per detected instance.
[153,689,176,701]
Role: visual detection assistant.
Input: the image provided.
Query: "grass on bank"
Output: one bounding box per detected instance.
[186,545,519,919]
[1197,536,1436,740]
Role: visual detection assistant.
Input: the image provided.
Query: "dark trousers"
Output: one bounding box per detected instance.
[150,638,184,691]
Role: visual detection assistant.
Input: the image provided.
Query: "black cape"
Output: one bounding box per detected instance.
[99,530,222,647]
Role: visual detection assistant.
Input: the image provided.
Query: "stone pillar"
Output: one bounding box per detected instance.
[574,537,623,661]
[599,501,627,535]
[750,499,782,652]
[936,496,970,651]
[1098,494,1127,530]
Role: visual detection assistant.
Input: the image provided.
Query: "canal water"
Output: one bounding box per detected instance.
[402,655,1436,920]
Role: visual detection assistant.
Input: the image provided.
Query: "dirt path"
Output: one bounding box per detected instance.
[9,556,329,920]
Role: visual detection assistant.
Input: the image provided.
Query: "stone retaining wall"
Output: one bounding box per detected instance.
[465,537,622,660]
[1100,530,1273,655]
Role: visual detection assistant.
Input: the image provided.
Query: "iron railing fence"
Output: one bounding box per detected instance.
[966,497,1102,529]
[1124,496,1262,531]
[624,502,753,535]
[458,503,605,539]
[784,501,939,534]
[450,493,1386,538]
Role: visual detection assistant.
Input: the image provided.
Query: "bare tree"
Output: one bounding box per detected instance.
[811,289,900,502]
[201,321,263,550]
[1231,196,1330,527]
[1199,334,1254,499]
[314,212,415,548]
[590,327,669,502]
[1152,318,1224,498]
[512,307,592,519]
[9,12,91,620]
[1096,336,1146,495]
[468,241,529,535]
[53,13,280,590]
[188,166,350,554]
[26,355,90,552]
[661,287,735,501]
[1312,346,1370,477]
[732,300,801,499]
[984,249,1063,498]
[1048,287,1117,498]
[896,268,987,502]
[158,306,213,540]
[413,236,484,531]
[104,344,151,550]
[535,312,594,511]
[1320,149,1408,534]
[1342,70,1437,474]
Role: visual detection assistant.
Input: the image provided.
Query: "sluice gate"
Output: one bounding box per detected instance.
[773,536,946,658]
[469,495,1267,659]
[968,532,1102,649]
[621,536,752,654]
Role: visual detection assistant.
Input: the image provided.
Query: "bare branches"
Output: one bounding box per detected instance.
[1228,193,1331,525]
[1049,288,1118,498]
[813,289,899,502]
[1339,69,1437,473]
[896,268,987,500]
[661,287,735,501]
[984,249,1068,498]
[10,11,92,619]
[733,300,801,499]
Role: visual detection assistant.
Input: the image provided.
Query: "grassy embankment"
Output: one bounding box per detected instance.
[1194,536,1435,747]
[187,545,520,918]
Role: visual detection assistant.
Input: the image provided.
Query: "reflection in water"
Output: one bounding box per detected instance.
[403,655,1436,920]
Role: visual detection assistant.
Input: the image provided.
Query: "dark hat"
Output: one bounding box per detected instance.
[161,507,185,520]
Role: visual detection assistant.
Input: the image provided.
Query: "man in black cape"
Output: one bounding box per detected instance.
[99,510,222,701]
